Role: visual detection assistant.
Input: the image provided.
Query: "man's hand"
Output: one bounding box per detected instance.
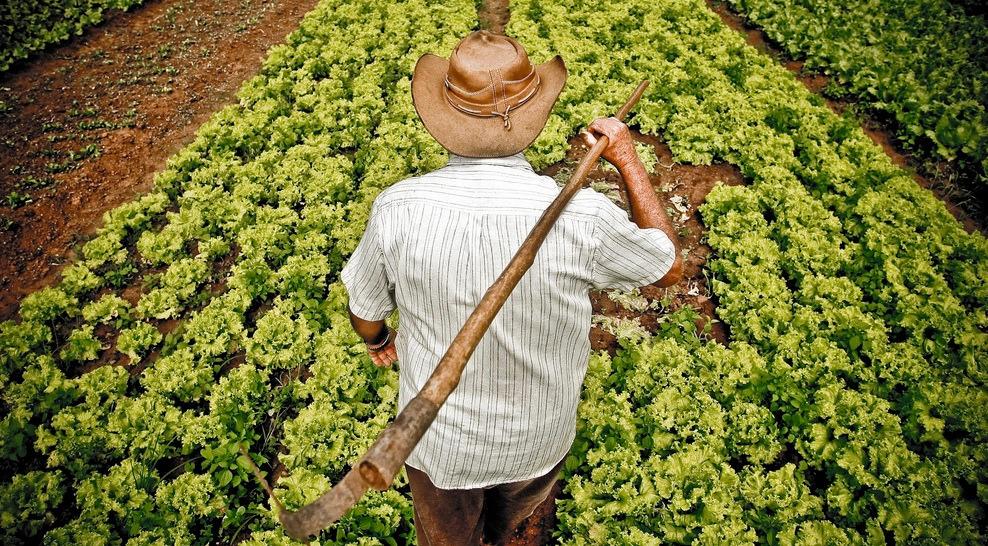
[580,116,644,174]
[367,328,398,368]
[348,305,399,368]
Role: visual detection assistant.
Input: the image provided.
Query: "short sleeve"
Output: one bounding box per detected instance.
[340,201,396,321]
[591,195,677,291]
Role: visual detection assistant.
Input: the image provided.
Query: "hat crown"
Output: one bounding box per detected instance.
[442,31,542,128]
[446,31,533,89]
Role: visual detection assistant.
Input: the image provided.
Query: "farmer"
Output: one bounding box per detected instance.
[340,30,682,545]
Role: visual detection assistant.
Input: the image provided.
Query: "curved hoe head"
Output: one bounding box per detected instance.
[278,466,371,542]
[255,396,441,541]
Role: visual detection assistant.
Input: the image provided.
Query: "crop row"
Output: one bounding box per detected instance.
[725,0,988,185]
[0,0,473,543]
[0,0,146,72]
[509,0,986,542]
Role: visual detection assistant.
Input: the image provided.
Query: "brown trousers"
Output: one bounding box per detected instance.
[404,457,565,546]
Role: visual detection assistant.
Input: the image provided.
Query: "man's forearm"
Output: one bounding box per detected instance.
[348,306,389,345]
[618,161,679,244]
[618,160,684,287]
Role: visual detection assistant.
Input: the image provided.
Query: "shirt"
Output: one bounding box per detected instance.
[340,151,677,488]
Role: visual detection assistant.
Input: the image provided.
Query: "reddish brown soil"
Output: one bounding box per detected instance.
[706,0,985,236]
[0,0,322,321]
[501,481,563,546]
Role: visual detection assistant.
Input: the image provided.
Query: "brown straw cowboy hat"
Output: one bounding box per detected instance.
[411,30,567,158]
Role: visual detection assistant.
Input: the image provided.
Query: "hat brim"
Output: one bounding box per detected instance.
[411,53,567,158]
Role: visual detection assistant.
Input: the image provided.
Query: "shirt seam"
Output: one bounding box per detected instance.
[372,195,600,223]
[589,195,603,287]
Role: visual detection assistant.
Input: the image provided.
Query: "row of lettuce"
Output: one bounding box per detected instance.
[0,0,145,72]
[0,0,474,543]
[1,0,986,544]
[509,0,986,542]
[725,0,988,186]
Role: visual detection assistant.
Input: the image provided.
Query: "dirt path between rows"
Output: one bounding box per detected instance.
[478,0,511,34]
[545,132,740,351]
[706,0,985,236]
[0,0,322,321]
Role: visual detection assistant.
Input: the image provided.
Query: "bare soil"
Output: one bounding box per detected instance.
[0,0,322,321]
[478,0,511,34]
[706,0,986,236]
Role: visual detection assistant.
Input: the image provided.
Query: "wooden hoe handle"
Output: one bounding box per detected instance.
[246,79,650,542]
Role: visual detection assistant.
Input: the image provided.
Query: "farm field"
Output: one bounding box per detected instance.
[0,0,147,72]
[1,0,986,545]
[0,0,322,317]
[722,0,988,197]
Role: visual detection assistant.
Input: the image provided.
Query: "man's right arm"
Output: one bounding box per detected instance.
[340,198,400,367]
[583,117,684,287]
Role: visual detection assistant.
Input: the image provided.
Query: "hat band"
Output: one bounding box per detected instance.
[442,68,541,130]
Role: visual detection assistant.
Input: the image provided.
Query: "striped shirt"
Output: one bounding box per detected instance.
[340,151,676,488]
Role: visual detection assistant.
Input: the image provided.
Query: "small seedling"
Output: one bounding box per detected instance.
[5,191,32,208]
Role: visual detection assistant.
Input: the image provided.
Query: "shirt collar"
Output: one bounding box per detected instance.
[446,151,534,172]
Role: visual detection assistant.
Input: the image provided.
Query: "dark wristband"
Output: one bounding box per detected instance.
[366,326,393,351]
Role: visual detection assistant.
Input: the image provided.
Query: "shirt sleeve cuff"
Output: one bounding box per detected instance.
[620,231,677,290]
[340,264,394,321]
